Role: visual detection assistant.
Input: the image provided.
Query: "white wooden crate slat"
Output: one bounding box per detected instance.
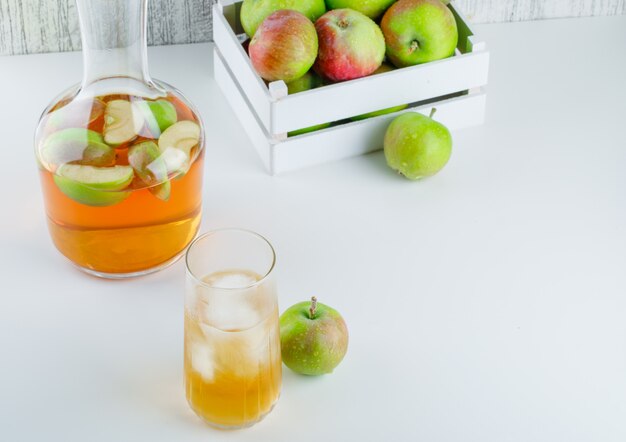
[271,51,490,135]
[212,3,272,130]
[214,47,273,171]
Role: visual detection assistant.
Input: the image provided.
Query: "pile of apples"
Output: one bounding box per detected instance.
[243,0,458,86]
[242,0,459,180]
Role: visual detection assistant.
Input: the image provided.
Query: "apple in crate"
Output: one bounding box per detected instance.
[381,0,458,68]
[249,10,319,83]
[240,0,326,37]
[324,0,397,20]
[314,9,385,82]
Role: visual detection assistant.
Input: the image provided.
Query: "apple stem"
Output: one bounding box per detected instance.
[410,40,420,53]
[429,108,437,119]
[309,296,318,319]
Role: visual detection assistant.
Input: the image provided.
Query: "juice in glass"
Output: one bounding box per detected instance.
[184,232,282,429]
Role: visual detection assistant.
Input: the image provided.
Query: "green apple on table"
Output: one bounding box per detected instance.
[240,0,326,37]
[384,110,452,180]
[280,297,349,375]
[381,0,458,67]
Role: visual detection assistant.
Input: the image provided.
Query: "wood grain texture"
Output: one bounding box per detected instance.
[455,0,626,23]
[1,0,624,55]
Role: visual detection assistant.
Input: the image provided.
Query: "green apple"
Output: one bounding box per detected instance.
[384,110,452,180]
[280,297,349,375]
[286,70,326,94]
[286,72,332,136]
[128,141,171,201]
[350,63,408,121]
[134,99,177,137]
[53,164,134,206]
[103,99,143,146]
[381,0,458,67]
[240,0,326,37]
[40,128,116,169]
[325,0,397,20]
[158,120,201,175]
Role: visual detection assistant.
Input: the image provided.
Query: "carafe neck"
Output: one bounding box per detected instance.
[77,0,152,88]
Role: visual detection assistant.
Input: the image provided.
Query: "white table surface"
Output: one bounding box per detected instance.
[1,15,625,442]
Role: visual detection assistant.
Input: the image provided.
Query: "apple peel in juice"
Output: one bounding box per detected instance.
[325,0,398,20]
[240,0,326,38]
[128,141,171,201]
[53,164,134,207]
[249,10,318,83]
[133,99,177,137]
[280,297,349,376]
[314,9,385,82]
[384,110,452,180]
[41,128,115,169]
[381,0,458,68]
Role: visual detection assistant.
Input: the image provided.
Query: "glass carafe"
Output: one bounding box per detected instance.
[34,0,205,278]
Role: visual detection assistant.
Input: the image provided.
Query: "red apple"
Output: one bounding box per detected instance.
[314,9,385,82]
[249,10,319,83]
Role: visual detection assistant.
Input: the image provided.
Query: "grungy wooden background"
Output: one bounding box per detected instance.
[1,0,625,56]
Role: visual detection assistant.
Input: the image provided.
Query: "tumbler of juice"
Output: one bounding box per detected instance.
[184,229,281,429]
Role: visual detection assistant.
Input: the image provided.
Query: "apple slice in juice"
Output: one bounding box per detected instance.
[158,120,200,175]
[45,98,105,132]
[128,141,171,201]
[53,164,134,207]
[103,100,143,146]
[40,128,115,169]
[133,99,177,138]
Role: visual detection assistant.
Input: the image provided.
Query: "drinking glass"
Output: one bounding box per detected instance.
[184,229,281,429]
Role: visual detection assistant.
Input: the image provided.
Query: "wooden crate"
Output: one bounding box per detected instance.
[213,0,489,174]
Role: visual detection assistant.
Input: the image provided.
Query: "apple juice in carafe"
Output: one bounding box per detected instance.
[37,92,204,275]
[34,0,205,277]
